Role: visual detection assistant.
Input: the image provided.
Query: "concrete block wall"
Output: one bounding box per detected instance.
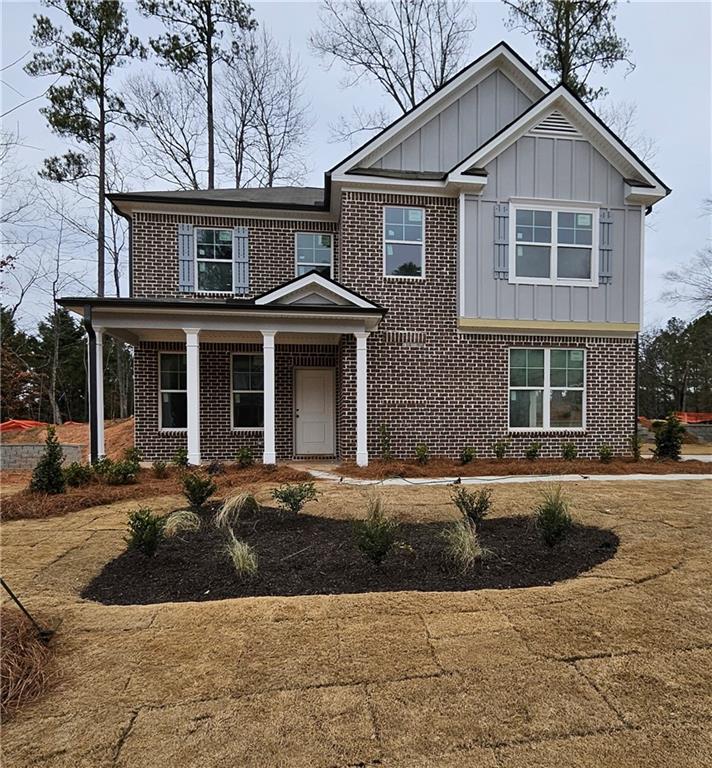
[0,443,85,470]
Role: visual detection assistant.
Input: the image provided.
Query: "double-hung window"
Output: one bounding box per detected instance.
[295,233,332,277]
[509,348,585,430]
[511,205,597,286]
[196,228,233,292]
[159,353,187,430]
[384,206,424,277]
[232,354,264,429]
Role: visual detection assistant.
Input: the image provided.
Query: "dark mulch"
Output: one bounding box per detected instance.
[82,506,619,604]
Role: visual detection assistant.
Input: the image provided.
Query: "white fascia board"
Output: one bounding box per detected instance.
[450,88,669,199]
[329,46,548,177]
[333,174,487,197]
[255,273,377,309]
[332,174,449,191]
[624,183,667,205]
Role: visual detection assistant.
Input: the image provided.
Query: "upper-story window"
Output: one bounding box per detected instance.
[295,233,332,278]
[510,205,598,287]
[196,228,232,292]
[384,206,424,278]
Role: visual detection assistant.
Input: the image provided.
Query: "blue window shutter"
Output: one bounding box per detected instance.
[599,209,613,284]
[178,223,195,292]
[494,204,509,279]
[233,226,249,295]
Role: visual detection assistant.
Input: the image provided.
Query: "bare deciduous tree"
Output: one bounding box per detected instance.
[662,246,712,315]
[596,100,657,162]
[310,0,476,138]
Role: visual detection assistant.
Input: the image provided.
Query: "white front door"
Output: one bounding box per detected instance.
[295,368,335,456]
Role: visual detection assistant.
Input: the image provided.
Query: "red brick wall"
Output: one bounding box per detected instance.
[131,212,338,299]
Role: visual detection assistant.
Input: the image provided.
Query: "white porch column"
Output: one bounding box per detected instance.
[355,331,369,467]
[262,330,277,465]
[184,328,201,465]
[95,327,105,458]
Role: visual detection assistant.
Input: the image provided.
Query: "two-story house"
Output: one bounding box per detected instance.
[60,42,669,467]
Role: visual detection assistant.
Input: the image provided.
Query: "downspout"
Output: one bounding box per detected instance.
[85,303,99,464]
[634,332,640,454]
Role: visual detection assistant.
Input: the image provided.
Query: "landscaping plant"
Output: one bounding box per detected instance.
[93,456,114,477]
[451,486,491,528]
[214,492,259,528]
[123,447,142,466]
[271,482,318,515]
[534,486,572,547]
[206,460,224,475]
[182,471,217,511]
[30,426,65,495]
[378,423,393,462]
[441,519,486,574]
[172,447,189,468]
[415,443,429,464]
[152,460,168,478]
[561,442,578,461]
[226,531,258,578]
[598,444,614,463]
[459,446,476,464]
[235,447,254,468]
[353,496,398,565]
[63,461,94,488]
[105,460,138,485]
[525,441,542,461]
[493,439,509,459]
[630,432,643,461]
[164,509,201,538]
[125,507,165,556]
[652,413,685,461]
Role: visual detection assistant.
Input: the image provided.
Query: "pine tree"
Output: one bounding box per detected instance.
[30,426,66,494]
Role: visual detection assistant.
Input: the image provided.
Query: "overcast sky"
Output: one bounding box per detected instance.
[2,0,710,329]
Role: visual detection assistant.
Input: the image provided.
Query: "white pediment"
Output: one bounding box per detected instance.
[254,273,379,310]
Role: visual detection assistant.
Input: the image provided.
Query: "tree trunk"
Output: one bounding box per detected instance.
[98,76,106,297]
[206,6,215,189]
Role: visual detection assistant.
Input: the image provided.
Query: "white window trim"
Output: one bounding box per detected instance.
[231,352,264,432]
[508,347,587,432]
[158,351,187,432]
[194,226,234,295]
[294,231,333,279]
[508,202,599,288]
[383,205,426,280]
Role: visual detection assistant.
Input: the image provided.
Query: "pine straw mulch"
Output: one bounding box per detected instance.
[336,456,712,480]
[0,607,54,720]
[0,464,311,523]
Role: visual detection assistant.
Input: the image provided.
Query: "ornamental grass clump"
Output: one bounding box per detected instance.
[125,507,165,557]
[441,519,486,574]
[226,531,258,578]
[271,482,318,515]
[353,496,399,565]
[534,485,572,547]
[29,426,65,495]
[164,509,201,538]
[214,491,259,529]
[182,471,217,511]
[451,486,491,528]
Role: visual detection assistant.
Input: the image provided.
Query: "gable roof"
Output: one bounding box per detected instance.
[254,271,383,310]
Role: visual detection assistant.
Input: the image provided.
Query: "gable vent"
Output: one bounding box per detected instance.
[529,110,581,138]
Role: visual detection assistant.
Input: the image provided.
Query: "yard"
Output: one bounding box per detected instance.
[1,478,711,767]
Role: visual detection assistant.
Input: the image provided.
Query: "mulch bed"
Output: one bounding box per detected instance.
[336,457,712,480]
[82,505,619,604]
[0,465,311,522]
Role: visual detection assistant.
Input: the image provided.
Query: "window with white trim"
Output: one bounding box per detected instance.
[511,206,597,285]
[196,228,233,291]
[295,233,332,277]
[159,353,187,429]
[509,348,585,430]
[232,354,264,429]
[384,206,424,277]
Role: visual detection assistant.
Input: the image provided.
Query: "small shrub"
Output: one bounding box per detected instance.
[172,447,189,468]
[598,444,614,463]
[235,447,254,468]
[105,459,138,485]
[123,447,142,467]
[125,507,165,556]
[415,443,429,464]
[93,456,114,477]
[534,486,572,547]
[652,413,685,461]
[441,519,486,574]
[353,496,398,565]
[459,446,476,465]
[206,460,224,476]
[214,492,259,528]
[493,439,509,459]
[561,442,578,461]
[164,509,201,538]
[630,432,643,461]
[152,460,168,478]
[271,482,318,515]
[29,426,65,495]
[451,486,491,528]
[378,424,393,462]
[182,471,217,510]
[63,461,93,488]
[525,441,542,461]
[226,532,258,578]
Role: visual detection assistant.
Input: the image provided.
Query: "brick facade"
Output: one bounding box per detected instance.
[131,191,637,462]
